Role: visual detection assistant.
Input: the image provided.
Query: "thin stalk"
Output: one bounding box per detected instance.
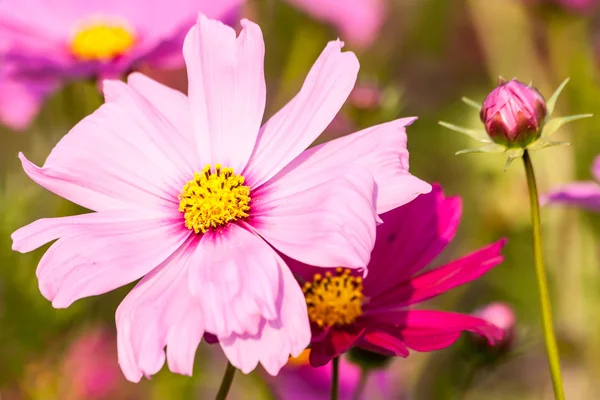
[215,361,237,400]
[522,150,565,400]
[330,357,340,400]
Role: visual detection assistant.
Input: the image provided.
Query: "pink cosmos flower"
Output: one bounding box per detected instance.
[287,0,386,48]
[289,185,506,366]
[0,0,243,130]
[11,15,430,381]
[270,350,391,400]
[544,155,600,211]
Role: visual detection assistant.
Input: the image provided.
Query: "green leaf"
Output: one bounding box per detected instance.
[439,121,491,142]
[504,149,524,171]
[461,97,482,110]
[546,78,570,117]
[455,143,505,155]
[541,114,593,138]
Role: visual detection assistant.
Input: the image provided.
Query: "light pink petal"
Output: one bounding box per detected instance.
[592,155,600,181]
[244,40,359,187]
[19,79,199,211]
[252,164,377,270]
[183,16,266,172]
[369,239,507,310]
[22,209,189,308]
[188,224,281,337]
[116,240,204,382]
[126,72,197,159]
[371,310,503,352]
[543,181,600,211]
[264,117,430,214]
[219,264,310,375]
[363,185,462,295]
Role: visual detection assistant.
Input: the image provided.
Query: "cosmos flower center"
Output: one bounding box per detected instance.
[70,21,136,61]
[178,164,251,234]
[303,268,364,328]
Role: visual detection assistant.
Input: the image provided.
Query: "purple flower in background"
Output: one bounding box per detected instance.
[270,350,391,400]
[544,156,600,211]
[0,0,244,130]
[287,0,386,48]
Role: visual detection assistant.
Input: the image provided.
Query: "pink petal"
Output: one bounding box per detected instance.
[244,40,359,187]
[19,79,199,211]
[309,325,366,367]
[592,155,600,181]
[219,264,310,375]
[22,209,188,308]
[265,117,430,214]
[0,65,57,131]
[116,240,204,382]
[126,72,196,157]
[188,224,281,337]
[543,181,600,211]
[183,16,266,172]
[373,310,504,352]
[369,239,507,309]
[357,330,409,357]
[252,164,377,270]
[363,185,461,295]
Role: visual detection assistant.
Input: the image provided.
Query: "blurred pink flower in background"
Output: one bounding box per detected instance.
[544,155,600,210]
[60,328,135,400]
[271,350,390,400]
[290,185,506,366]
[0,0,244,130]
[552,0,598,12]
[11,14,430,381]
[287,0,386,48]
[474,302,516,349]
[348,82,382,110]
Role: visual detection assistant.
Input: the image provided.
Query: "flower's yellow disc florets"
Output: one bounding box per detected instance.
[70,22,135,61]
[303,268,364,328]
[178,164,251,234]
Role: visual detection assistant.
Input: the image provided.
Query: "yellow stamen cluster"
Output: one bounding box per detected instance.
[70,22,135,61]
[286,349,311,367]
[178,164,251,234]
[303,268,364,328]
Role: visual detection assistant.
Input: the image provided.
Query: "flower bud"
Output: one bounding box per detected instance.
[480,78,547,148]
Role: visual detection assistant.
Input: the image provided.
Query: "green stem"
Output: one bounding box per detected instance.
[522,150,566,400]
[330,357,340,400]
[215,361,237,400]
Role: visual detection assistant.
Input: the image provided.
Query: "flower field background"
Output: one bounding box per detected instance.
[2,0,600,399]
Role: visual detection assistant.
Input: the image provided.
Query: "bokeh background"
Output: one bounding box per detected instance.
[2,0,600,398]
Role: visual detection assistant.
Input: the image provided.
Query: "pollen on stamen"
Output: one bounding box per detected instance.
[69,20,136,61]
[303,268,364,328]
[178,164,251,234]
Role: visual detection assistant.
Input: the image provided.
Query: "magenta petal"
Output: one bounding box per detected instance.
[252,164,377,270]
[188,224,281,338]
[263,117,430,214]
[309,325,366,367]
[363,185,461,295]
[26,209,188,308]
[358,330,409,357]
[244,40,359,187]
[219,264,310,376]
[371,239,507,309]
[116,240,204,382]
[381,310,504,352]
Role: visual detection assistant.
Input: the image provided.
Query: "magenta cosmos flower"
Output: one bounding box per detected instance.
[544,155,600,211]
[11,15,431,380]
[270,350,391,400]
[288,185,506,366]
[287,0,386,48]
[0,0,243,131]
